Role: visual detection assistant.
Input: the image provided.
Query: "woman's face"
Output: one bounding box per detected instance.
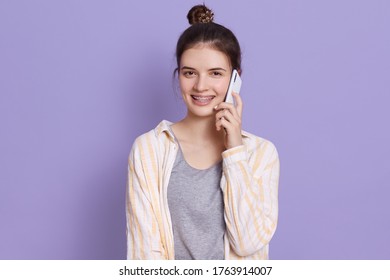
[179,44,232,118]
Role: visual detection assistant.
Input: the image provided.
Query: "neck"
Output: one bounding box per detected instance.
[178,114,224,144]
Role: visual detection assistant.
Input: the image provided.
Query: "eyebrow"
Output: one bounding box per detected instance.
[180,66,227,72]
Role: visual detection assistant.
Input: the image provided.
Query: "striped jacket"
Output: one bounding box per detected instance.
[126,120,280,259]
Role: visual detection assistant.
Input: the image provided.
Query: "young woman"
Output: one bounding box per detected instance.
[126,4,280,260]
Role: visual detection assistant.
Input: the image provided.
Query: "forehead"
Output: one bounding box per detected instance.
[180,44,231,69]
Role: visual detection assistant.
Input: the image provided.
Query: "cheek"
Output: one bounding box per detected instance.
[179,77,192,93]
[215,79,230,95]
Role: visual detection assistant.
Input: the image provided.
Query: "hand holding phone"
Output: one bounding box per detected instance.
[217,69,243,148]
[224,69,242,104]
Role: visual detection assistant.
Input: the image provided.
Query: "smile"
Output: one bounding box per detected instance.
[191,95,215,106]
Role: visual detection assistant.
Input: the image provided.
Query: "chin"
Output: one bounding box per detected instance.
[188,107,215,118]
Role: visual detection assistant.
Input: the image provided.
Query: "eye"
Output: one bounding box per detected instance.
[182,71,196,77]
[211,71,223,77]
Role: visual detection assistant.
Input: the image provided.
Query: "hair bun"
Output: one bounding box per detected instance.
[187,4,214,25]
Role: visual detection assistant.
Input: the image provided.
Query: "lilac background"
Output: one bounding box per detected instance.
[0,0,389,259]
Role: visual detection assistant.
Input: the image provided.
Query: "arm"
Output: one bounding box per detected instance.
[126,138,167,259]
[221,140,280,257]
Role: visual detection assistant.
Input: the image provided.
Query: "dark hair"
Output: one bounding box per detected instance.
[175,5,242,75]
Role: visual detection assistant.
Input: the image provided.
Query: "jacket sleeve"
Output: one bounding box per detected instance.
[221,139,280,257]
[126,137,167,259]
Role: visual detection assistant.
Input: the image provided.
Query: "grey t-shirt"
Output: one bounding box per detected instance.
[167,143,225,260]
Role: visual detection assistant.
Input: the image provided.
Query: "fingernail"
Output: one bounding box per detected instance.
[214,105,218,110]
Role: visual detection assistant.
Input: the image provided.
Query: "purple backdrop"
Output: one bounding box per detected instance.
[1,0,389,259]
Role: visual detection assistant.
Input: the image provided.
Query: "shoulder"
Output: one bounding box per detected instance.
[130,120,174,156]
[242,130,278,160]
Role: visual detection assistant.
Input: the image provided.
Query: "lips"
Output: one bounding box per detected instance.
[191,95,215,106]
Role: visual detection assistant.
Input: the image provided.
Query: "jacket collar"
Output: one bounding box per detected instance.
[155,120,175,141]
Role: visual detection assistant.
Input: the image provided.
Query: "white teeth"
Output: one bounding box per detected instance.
[192,96,213,101]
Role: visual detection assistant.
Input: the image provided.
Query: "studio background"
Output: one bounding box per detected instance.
[1,0,389,259]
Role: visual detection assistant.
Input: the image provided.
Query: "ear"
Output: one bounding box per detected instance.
[237,68,242,76]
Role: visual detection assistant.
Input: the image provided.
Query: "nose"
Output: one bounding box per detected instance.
[193,74,208,92]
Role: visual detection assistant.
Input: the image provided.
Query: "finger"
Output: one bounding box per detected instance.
[216,115,239,137]
[219,116,235,133]
[215,109,227,121]
[214,102,235,111]
[215,107,240,125]
[215,116,225,131]
[216,109,237,125]
[214,102,240,120]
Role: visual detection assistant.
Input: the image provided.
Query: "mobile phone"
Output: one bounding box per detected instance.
[224,69,242,104]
